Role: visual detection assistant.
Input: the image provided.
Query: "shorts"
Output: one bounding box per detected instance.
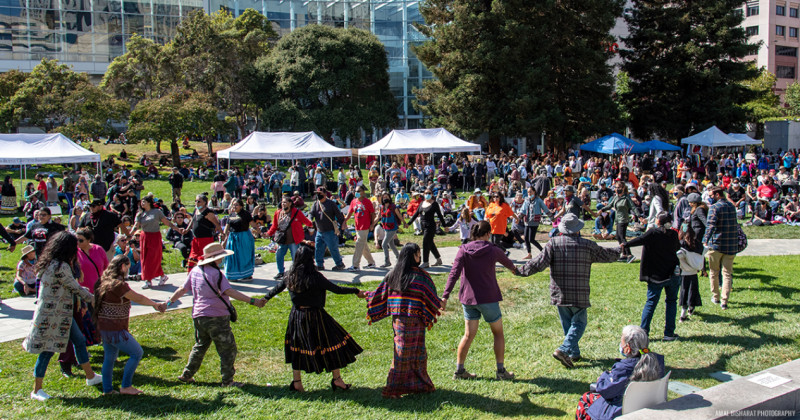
[462,302,502,323]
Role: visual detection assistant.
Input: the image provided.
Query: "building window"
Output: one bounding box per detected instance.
[778,5,786,15]
[792,27,799,37]
[791,7,799,17]
[777,25,787,36]
[777,46,798,56]
[746,26,759,36]
[777,65,796,79]
[747,4,760,16]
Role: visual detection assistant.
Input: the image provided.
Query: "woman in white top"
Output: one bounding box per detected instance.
[644,182,670,230]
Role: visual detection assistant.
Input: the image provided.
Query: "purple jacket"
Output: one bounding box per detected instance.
[443,240,515,305]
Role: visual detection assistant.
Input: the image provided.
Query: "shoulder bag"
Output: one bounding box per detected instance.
[320,201,341,236]
[201,266,237,322]
[273,209,297,245]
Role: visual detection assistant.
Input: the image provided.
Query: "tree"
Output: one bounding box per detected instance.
[621,0,759,140]
[6,58,85,132]
[414,0,623,152]
[127,90,223,166]
[168,9,277,142]
[784,82,800,117]
[101,35,169,108]
[256,25,397,144]
[56,82,128,140]
[0,70,28,132]
[741,67,783,138]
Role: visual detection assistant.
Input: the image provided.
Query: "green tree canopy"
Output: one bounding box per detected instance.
[0,70,28,132]
[101,35,169,108]
[414,0,623,152]
[621,0,759,140]
[256,24,397,144]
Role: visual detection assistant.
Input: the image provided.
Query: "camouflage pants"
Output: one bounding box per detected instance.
[182,316,237,384]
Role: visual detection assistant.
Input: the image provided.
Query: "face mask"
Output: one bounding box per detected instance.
[355,192,361,198]
[681,222,689,232]
[317,193,325,200]
[709,197,716,205]
[616,189,624,194]
[383,199,391,204]
[425,194,432,200]
[619,344,628,358]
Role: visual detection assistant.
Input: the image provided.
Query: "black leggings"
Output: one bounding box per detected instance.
[422,227,440,263]
[491,233,506,249]
[524,225,543,253]
[616,222,630,256]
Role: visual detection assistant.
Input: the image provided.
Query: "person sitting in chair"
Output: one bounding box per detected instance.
[575,325,665,420]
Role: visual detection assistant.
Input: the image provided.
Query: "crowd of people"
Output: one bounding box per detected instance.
[4,143,797,418]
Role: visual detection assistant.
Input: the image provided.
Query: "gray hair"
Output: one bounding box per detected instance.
[622,325,662,382]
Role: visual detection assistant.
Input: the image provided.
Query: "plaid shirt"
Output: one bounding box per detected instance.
[517,234,620,307]
[703,199,738,255]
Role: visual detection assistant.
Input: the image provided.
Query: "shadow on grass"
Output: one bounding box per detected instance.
[59,391,234,416]
[241,384,565,417]
[734,267,800,300]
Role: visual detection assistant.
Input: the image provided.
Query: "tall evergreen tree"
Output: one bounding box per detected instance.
[621,0,758,140]
[414,0,623,152]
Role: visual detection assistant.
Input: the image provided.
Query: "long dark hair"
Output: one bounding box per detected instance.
[385,243,421,292]
[648,182,670,207]
[286,243,319,293]
[35,231,78,274]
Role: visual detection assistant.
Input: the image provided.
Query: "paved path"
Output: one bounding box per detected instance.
[0,238,797,344]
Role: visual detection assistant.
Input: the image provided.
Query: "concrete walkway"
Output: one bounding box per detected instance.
[0,238,798,344]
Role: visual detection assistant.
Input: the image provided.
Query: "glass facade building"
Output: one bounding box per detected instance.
[0,0,432,127]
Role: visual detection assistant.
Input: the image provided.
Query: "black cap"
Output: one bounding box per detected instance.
[90,199,105,207]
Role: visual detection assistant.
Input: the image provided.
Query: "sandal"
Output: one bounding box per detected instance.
[289,379,304,392]
[221,381,244,388]
[331,376,351,391]
[178,375,196,384]
[103,390,120,396]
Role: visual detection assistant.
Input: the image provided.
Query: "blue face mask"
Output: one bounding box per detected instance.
[355,192,361,198]
[681,222,689,232]
[619,344,628,358]
[425,194,432,200]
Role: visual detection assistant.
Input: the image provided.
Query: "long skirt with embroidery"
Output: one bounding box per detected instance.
[382,315,435,397]
[284,306,362,374]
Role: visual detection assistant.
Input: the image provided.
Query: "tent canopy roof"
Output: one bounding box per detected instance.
[358,128,480,156]
[638,140,682,152]
[580,133,642,154]
[728,133,762,145]
[217,132,351,160]
[0,133,100,164]
[680,126,743,147]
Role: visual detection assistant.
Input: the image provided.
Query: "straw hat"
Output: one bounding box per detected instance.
[198,242,234,266]
[19,245,35,259]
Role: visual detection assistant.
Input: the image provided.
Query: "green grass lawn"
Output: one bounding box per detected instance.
[0,255,798,419]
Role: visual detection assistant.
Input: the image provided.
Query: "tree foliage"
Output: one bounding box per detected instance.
[256,24,397,144]
[413,0,623,152]
[3,59,126,136]
[100,35,169,108]
[785,82,800,117]
[621,0,759,140]
[0,70,27,132]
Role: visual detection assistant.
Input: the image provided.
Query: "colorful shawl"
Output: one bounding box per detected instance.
[367,268,442,330]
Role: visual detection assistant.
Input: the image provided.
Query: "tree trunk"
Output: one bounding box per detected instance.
[488,134,501,155]
[156,138,162,154]
[205,135,213,156]
[171,138,181,168]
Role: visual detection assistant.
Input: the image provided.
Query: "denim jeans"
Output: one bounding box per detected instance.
[594,217,613,234]
[640,275,681,337]
[314,230,343,268]
[473,208,486,221]
[102,331,143,393]
[276,242,298,274]
[34,319,89,378]
[556,306,587,358]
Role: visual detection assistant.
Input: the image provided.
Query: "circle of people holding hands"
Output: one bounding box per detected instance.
[8,144,796,419]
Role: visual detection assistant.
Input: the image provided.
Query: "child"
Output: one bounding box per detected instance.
[449,208,478,244]
[14,245,37,296]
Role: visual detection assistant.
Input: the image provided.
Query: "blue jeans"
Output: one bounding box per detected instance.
[276,242,298,274]
[472,208,485,221]
[102,331,143,393]
[314,230,343,268]
[594,217,613,234]
[65,192,74,212]
[34,319,89,378]
[557,306,587,358]
[640,275,681,337]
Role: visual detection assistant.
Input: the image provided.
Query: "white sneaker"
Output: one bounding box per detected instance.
[86,374,102,386]
[30,389,51,401]
[432,258,443,267]
[142,281,151,289]
[157,275,169,287]
[419,262,430,268]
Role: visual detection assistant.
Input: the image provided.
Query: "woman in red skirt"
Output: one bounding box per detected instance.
[187,194,223,270]
[367,243,442,398]
[133,196,182,289]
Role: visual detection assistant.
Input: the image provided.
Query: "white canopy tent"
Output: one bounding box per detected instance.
[0,133,102,212]
[358,128,481,156]
[728,133,762,145]
[680,126,743,148]
[0,133,101,164]
[217,131,350,165]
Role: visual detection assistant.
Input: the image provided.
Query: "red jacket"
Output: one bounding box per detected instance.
[266,208,313,244]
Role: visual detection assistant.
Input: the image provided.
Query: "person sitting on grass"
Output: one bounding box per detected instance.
[575,325,665,420]
[14,245,37,296]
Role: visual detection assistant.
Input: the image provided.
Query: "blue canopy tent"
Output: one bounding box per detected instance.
[580,133,642,154]
[636,140,682,152]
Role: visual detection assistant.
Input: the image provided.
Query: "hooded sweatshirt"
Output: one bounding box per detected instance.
[443,240,516,305]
